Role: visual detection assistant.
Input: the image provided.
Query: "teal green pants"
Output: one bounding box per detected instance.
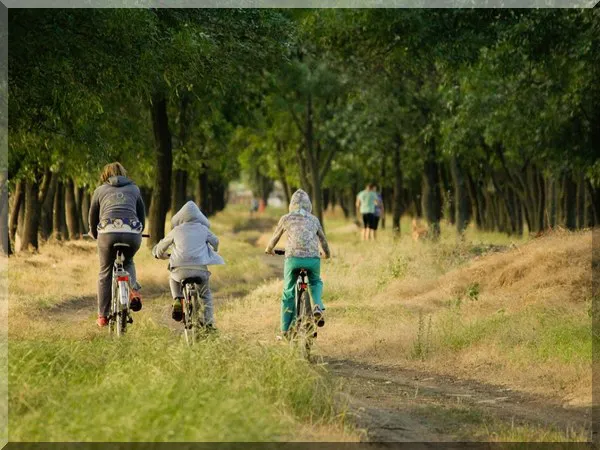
[281,257,324,332]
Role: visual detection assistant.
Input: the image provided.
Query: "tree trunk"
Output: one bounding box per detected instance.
[563,173,577,230]
[75,186,86,236]
[40,176,57,241]
[195,168,210,215]
[323,188,330,212]
[587,180,599,227]
[310,168,324,225]
[466,172,483,230]
[440,163,455,226]
[0,173,9,255]
[171,169,188,214]
[514,193,523,235]
[576,170,586,229]
[548,177,557,228]
[81,189,91,234]
[392,136,403,235]
[20,179,41,251]
[53,182,67,240]
[304,94,324,225]
[148,93,173,247]
[421,143,442,239]
[65,179,80,239]
[275,141,292,206]
[139,187,152,218]
[450,155,470,235]
[9,180,24,244]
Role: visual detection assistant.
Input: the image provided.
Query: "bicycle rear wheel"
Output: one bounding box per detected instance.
[295,290,314,360]
[183,285,203,346]
[116,280,129,336]
[108,281,117,335]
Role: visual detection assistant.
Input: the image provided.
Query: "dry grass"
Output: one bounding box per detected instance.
[223,216,593,407]
[7,206,593,441]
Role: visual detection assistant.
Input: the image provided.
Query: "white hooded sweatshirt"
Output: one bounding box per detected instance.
[152,201,225,269]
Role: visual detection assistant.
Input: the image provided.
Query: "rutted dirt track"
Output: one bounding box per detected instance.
[327,358,591,442]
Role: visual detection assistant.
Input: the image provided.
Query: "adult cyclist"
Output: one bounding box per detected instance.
[88,162,146,327]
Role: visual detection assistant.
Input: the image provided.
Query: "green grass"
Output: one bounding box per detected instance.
[9,320,342,442]
[433,305,591,365]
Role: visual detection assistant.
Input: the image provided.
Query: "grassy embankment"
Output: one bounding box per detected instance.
[226,207,593,442]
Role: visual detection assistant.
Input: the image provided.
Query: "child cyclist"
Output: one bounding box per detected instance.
[152,201,224,327]
[265,189,331,336]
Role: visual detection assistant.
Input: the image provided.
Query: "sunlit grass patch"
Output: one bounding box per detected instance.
[9,320,346,442]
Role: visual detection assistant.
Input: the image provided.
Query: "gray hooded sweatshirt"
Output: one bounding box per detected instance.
[152,201,225,269]
[266,189,331,259]
[88,176,146,239]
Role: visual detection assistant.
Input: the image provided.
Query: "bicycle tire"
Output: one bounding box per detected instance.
[183,286,193,346]
[109,281,117,335]
[116,281,129,336]
[296,289,314,360]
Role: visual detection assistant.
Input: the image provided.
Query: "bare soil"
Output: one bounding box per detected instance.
[327,358,591,442]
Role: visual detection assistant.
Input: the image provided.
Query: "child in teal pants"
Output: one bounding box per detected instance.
[265,189,331,334]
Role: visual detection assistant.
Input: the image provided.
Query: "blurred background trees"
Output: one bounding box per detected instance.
[6,8,599,253]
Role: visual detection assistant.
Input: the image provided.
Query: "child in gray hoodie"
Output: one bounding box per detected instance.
[152,201,224,325]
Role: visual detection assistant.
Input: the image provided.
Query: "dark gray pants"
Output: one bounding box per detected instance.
[97,232,142,317]
[169,268,214,325]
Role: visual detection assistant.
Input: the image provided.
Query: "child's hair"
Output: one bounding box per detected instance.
[100,162,127,183]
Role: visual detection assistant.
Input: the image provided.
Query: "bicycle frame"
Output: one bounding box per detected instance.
[295,269,309,316]
[181,280,207,346]
[109,248,131,335]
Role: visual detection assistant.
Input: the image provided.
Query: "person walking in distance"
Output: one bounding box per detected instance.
[356,183,378,241]
[372,184,384,239]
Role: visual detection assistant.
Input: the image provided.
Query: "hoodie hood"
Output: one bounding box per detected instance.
[171,201,210,228]
[289,189,312,214]
[107,176,133,187]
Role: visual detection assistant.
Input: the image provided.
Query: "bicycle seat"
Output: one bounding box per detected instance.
[181,277,205,286]
[113,243,130,248]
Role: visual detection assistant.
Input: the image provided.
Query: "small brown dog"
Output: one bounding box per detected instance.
[412,218,429,241]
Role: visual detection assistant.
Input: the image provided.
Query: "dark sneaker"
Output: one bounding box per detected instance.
[97,315,108,328]
[129,290,142,312]
[172,298,183,322]
[313,306,325,327]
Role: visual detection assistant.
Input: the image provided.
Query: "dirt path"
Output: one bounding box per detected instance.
[43,229,591,443]
[327,358,591,442]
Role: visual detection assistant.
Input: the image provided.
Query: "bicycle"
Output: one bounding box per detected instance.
[159,252,211,346]
[179,277,210,346]
[107,234,149,336]
[273,248,317,360]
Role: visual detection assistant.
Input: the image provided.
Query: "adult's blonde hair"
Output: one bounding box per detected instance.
[100,162,127,183]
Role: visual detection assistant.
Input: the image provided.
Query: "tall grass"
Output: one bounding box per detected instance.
[10,320,344,442]
[8,207,354,442]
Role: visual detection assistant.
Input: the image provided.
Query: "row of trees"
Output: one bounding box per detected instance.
[7,9,291,253]
[238,10,599,237]
[6,9,599,254]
